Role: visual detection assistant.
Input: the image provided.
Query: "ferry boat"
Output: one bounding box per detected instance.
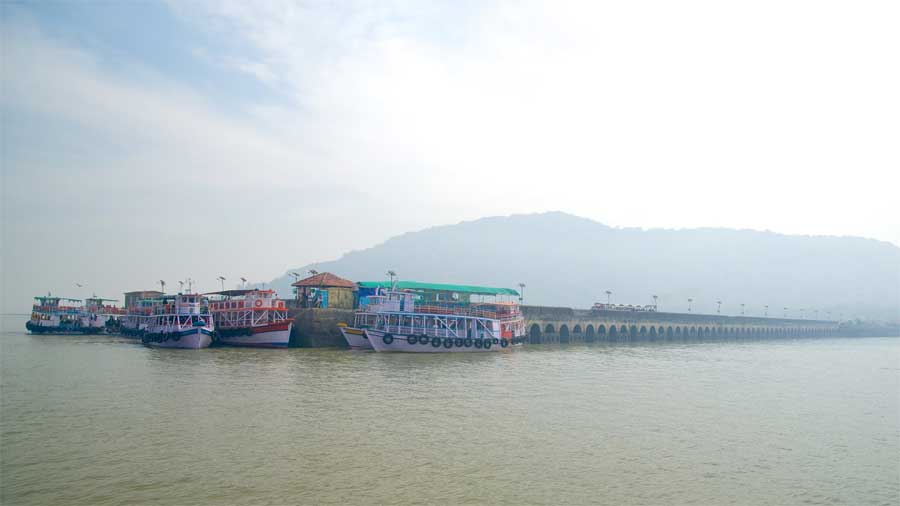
[351,281,527,353]
[206,289,293,347]
[26,295,105,335]
[120,297,160,338]
[141,293,214,349]
[338,322,373,350]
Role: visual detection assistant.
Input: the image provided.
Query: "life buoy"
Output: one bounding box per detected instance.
[407,335,418,345]
[500,338,509,348]
[254,300,263,308]
[431,337,441,347]
[383,334,394,345]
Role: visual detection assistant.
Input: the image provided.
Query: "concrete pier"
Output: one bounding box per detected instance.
[522,306,839,344]
[287,305,844,348]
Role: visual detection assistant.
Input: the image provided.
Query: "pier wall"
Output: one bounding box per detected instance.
[288,308,353,348]
[288,305,845,348]
[521,306,840,344]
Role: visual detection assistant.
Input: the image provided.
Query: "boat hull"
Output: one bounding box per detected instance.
[142,327,213,349]
[25,321,104,335]
[339,326,373,350]
[217,322,292,348]
[365,329,521,353]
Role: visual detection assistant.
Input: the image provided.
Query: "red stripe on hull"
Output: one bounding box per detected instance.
[250,321,293,334]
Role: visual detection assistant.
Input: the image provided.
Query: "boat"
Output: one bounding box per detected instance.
[206,289,293,348]
[25,295,105,335]
[119,297,160,338]
[141,293,214,349]
[337,322,374,350]
[350,281,527,353]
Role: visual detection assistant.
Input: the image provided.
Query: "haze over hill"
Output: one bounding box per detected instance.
[269,212,900,322]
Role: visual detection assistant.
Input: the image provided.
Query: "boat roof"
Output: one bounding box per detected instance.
[357,281,519,296]
[203,289,273,297]
[34,296,81,302]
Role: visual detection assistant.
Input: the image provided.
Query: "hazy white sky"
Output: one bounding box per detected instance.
[2,1,898,311]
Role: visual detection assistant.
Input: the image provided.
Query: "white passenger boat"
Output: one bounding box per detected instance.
[338,322,373,350]
[141,293,214,349]
[351,281,526,353]
[26,295,104,335]
[207,289,293,348]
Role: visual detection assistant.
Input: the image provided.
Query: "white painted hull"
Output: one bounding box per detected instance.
[339,326,373,350]
[143,327,213,349]
[365,329,520,353]
[218,327,291,348]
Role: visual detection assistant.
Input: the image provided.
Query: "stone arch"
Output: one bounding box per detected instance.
[675,326,682,336]
[609,325,618,339]
[667,326,674,338]
[597,324,607,338]
[704,327,711,337]
[572,324,582,335]
[649,326,657,338]
[629,325,638,339]
[639,326,647,338]
[585,324,595,342]
[658,326,665,336]
[689,326,697,337]
[620,325,628,335]
[559,324,570,343]
[529,323,542,344]
[544,324,555,334]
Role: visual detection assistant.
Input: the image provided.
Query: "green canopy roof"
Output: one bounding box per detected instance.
[357,281,519,296]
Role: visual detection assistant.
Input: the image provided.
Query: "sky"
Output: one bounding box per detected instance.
[2,1,898,312]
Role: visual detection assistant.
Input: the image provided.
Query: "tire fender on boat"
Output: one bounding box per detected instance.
[443,338,453,349]
[484,339,492,350]
[407,335,418,345]
[383,334,394,345]
[474,339,482,349]
[500,338,509,348]
[431,337,441,347]
[464,338,473,348]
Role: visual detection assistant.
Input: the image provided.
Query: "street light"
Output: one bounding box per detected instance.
[217,276,226,291]
[784,307,788,318]
[178,280,184,293]
[740,303,745,316]
[764,305,769,317]
[309,269,319,276]
[387,270,397,289]
[652,295,658,311]
[159,280,166,294]
[518,283,526,303]
[717,300,722,314]
[688,298,693,313]
[240,277,248,288]
[605,290,612,305]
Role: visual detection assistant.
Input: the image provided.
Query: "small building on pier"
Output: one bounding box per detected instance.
[291,272,356,309]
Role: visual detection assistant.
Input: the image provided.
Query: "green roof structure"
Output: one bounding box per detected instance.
[357,281,519,296]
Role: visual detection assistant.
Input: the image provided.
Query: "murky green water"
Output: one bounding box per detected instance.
[2,316,898,505]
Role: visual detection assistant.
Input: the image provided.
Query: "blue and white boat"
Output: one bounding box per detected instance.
[141,293,215,349]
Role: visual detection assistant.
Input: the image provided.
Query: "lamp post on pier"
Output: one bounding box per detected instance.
[518,283,526,304]
[688,298,693,313]
[717,300,722,314]
[652,295,658,312]
[217,276,226,291]
[605,290,612,305]
[764,305,769,317]
[741,303,745,316]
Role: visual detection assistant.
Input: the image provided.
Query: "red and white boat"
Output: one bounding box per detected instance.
[207,289,293,348]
